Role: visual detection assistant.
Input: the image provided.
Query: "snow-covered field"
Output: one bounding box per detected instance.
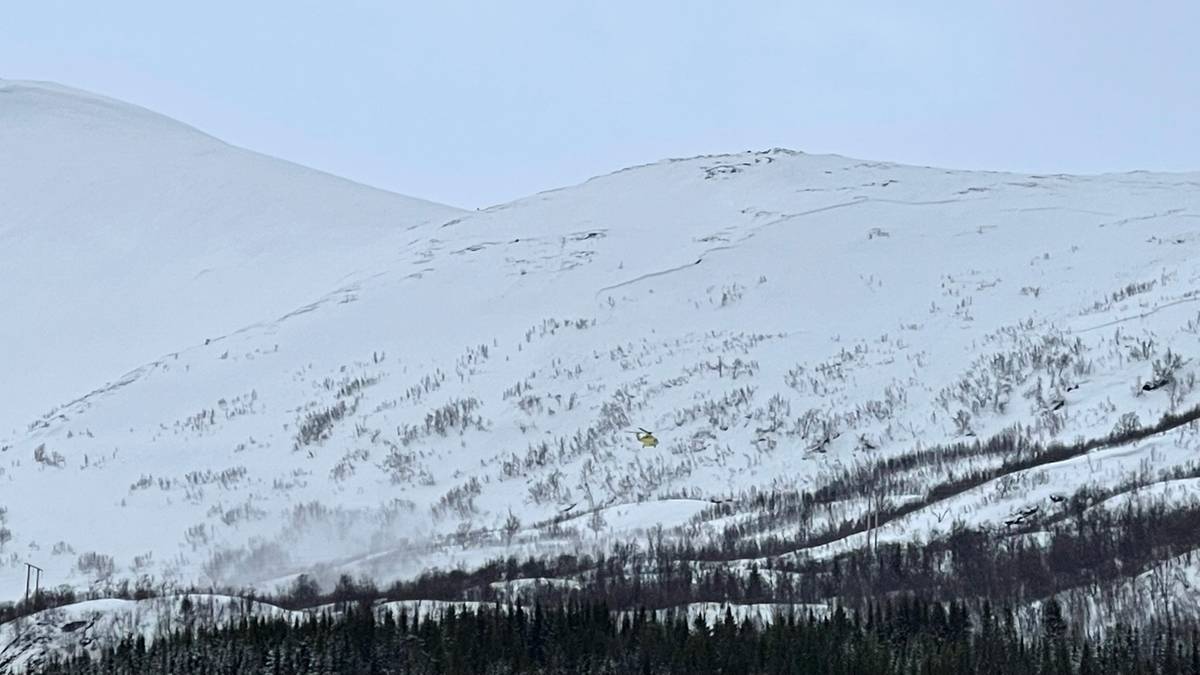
[4,79,1200,659]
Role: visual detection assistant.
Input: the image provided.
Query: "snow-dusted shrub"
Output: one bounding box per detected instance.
[1112,412,1142,436]
[218,501,267,526]
[717,283,745,306]
[1085,279,1158,315]
[936,325,1091,420]
[76,551,116,581]
[330,447,371,482]
[1127,336,1156,361]
[423,397,485,435]
[953,410,974,437]
[527,469,572,506]
[293,399,350,448]
[1151,349,1183,384]
[184,524,210,550]
[378,446,417,484]
[502,509,522,545]
[401,369,445,404]
[432,477,482,520]
[33,443,65,468]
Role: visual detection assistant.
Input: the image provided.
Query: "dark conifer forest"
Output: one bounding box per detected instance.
[35,598,1200,675]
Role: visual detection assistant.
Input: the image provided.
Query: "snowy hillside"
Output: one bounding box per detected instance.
[4,83,1200,657]
[0,591,821,672]
[0,79,464,433]
[0,594,293,672]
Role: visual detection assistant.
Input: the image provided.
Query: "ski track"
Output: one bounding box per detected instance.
[592,198,872,300]
[1073,295,1200,334]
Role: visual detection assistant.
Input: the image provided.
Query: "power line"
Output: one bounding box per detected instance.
[24,562,43,608]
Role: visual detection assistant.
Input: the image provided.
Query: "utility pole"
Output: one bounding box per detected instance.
[24,562,43,607]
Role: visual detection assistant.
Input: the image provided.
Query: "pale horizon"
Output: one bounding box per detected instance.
[4,1,1198,208]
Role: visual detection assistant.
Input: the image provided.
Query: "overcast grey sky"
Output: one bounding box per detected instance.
[4,1,1197,207]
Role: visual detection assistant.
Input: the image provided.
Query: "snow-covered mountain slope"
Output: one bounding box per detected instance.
[3,89,1200,617]
[0,79,465,434]
[0,594,294,673]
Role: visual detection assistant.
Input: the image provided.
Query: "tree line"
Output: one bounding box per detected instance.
[38,596,1200,674]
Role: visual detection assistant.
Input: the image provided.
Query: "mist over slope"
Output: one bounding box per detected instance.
[0,79,464,433]
[4,83,1200,662]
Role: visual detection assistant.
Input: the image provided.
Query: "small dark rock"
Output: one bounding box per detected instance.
[1143,378,1170,392]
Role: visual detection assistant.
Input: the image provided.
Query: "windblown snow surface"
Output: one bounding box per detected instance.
[5,80,1200,669]
[0,79,464,432]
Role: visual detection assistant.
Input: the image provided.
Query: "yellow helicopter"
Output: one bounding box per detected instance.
[632,428,659,448]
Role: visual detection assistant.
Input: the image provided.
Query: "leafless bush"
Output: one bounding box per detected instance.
[185,466,248,489]
[715,283,745,307]
[335,375,379,399]
[953,410,974,437]
[993,474,1020,499]
[424,397,486,436]
[379,445,418,484]
[0,507,10,552]
[1087,279,1157,314]
[1112,412,1142,436]
[217,501,268,526]
[33,443,65,468]
[517,392,544,416]
[1128,337,1157,361]
[503,379,533,400]
[294,399,351,449]
[330,448,371,482]
[432,478,483,519]
[674,387,756,431]
[185,524,210,550]
[216,389,261,421]
[401,369,446,404]
[1152,349,1184,384]
[279,504,333,536]
[503,509,522,545]
[588,508,608,538]
[523,317,595,343]
[76,551,116,581]
[528,469,573,506]
[937,325,1090,419]
[754,393,791,434]
[175,408,218,433]
[698,356,758,379]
